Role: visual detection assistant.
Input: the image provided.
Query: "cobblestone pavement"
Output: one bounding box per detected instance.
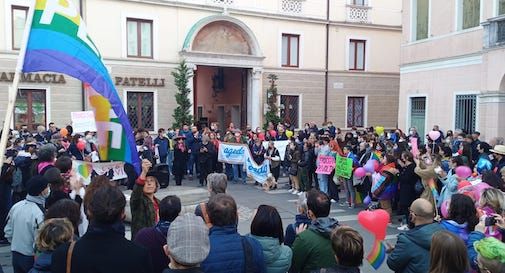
[1,175,400,273]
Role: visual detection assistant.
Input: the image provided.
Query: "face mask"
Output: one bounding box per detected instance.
[408,213,416,229]
[42,188,51,199]
[85,135,92,140]
[409,130,414,135]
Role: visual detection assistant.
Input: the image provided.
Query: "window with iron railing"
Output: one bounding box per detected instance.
[281,0,303,13]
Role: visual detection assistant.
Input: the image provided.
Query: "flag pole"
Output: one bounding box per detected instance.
[0,1,36,168]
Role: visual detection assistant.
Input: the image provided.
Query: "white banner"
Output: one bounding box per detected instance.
[73,160,126,185]
[262,140,289,161]
[218,143,270,183]
[71,111,97,133]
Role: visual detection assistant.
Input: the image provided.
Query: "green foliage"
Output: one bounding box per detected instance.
[171,60,193,128]
[263,74,282,130]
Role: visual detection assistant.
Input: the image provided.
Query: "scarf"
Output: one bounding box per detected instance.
[37,161,54,174]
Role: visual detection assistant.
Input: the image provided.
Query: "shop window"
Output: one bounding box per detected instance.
[349,39,366,71]
[14,89,46,131]
[127,92,154,131]
[127,18,153,58]
[12,6,28,50]
[281,34,299,67]
[455,94,477,133]
[347,97,364,127]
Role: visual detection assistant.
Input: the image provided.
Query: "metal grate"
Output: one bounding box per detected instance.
[127,92,154,131]
[209,0,233,5]
[410,97,426,139]
[281,0,302,13]
[280,95,299,128]
[347,97,364,127]
[347,6,370,23]
[455,94,477,133]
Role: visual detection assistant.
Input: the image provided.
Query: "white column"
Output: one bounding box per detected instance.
[250,67,262,129]
[187,63,196,117]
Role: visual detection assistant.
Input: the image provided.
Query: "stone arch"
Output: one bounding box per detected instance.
[182,15,263,57]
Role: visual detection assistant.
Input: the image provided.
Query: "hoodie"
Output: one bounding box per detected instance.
[291,217,339,273]
[284,214,312,247]
[387,223,443,273]
[29,251,52,273]
[441,220,469,243]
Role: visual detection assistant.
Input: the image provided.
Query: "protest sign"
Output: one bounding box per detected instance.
[316,155,336,174]
[262,140,289,160]
[245,156,270,183]
[73,160,126,185]
[218,143,247,164]
[334,156,353,179]
[71,111,97,133]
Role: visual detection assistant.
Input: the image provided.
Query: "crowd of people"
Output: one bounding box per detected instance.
[1,120,505,273]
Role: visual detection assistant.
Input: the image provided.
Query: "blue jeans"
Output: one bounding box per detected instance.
[344,179,356,205]
[167,150,174,175]
[232,164,247,183]
[318,173,329,194]
[187,153,198,175]
[225,164,233,180]
[12,251,33,273]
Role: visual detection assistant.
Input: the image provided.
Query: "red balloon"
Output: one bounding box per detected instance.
[77,140,86,151]
[269,130,277,138]
[358,209,390,240]
[258,132,265,141]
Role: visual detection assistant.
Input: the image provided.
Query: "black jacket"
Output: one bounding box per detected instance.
[51,224,153,273]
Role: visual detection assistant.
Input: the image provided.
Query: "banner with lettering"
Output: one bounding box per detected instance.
[316,155,336,174]
[71,111,97,133]
[262,140,289,161]
[218,143,247,164]
[245,156,270,183]
[73,160,127,185]
[334,156,353,179]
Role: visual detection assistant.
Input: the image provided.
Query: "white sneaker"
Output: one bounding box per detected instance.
[292,190,299,195]
[397,224,409,231]
[297,191,303,196]
[288,189,294,193]
[330,199,337,203]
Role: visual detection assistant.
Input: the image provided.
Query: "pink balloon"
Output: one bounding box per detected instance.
[428,130,441,141]
[441,200,449,219]
[455,166,472,179]
[77,140,86,151]
[269,130,277,138]
[258,132,265,141]
[354,167,366,178]
[358,209,390,240]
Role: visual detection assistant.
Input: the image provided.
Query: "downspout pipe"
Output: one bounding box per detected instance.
[323,0,329,122]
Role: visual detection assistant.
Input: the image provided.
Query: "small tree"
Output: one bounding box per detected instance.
[172,60,193,128]
[263,74,282,130]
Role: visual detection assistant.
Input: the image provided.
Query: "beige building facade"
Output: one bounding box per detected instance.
[0,0,401,133]
[400,0,505,140]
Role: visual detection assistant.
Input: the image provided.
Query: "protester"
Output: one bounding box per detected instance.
[131,159,161,239]
[195,173,227,219]
[4,176,49,273]
[45,199,81,238]
[154,128,169,164]
[43,168,69,209]
[28,218,74,273]
[287,140,301,195]
[197,135,216,187]
[473,237,505,273]
[440,194,478,244]
[265,141,281,188]
[291,189,339,272]
[387,198,443,273]
[135,196,182,273]
[162,213,210,273]
[325,226,364,273]
[249,205,292,273]
[284,192,311,248]
[173,135,188,186]
[51,184,153,273]
[200,193,265,273]
[396,151,419,230]
[428,230,469,273]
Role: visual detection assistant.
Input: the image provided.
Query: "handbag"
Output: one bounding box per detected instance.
[66,241,76,273]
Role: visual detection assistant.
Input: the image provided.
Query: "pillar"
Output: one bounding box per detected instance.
[250,67,262,129]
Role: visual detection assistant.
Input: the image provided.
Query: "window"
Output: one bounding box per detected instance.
[127,18,153,58]
[12,6,28,50]
[499,0,505,15]
[14,89,46,131]
[352,0,367,6]
[455,94,477,133]
[458,0,480,30]
[410,97,426,141]
[349,39,366,71]
[412,0,429,40]
[347,97,364,127]
[281,34,299,67]
[280,95,300,128]
[127,92,154,130]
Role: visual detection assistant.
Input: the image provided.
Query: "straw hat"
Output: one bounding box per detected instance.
[490,145,505,155]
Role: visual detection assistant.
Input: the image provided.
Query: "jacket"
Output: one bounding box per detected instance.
[4,195,45,256]
[438,169,458,206]
[51,222,153,273]
[284,214,312,247]
[414,165,437,206]
[249,235,292,273]
[130,177,160,239]
[387,223,443,273]
[398,163,419,207]
[29,251,52,273]
[322,264,360,273]
[466,231,485,270]
[291,217,339,273]
[134,221,171,273]
[201,225,266,273]
[440,220,470,243]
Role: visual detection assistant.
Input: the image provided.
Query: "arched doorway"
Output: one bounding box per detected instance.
[180,15,264,131]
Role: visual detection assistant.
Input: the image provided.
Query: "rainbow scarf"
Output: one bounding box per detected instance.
[428,178,439,206]
[367,240,386,270]
[22,0,140,173]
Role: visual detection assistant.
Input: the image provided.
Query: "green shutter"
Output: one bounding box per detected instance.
[416,0,429,40]
[463,0,480,29]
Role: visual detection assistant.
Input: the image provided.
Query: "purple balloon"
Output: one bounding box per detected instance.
[455,166,472,179]
[364,162,374,173]
[363,195,372,206]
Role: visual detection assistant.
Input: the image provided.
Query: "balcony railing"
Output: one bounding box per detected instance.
[346,4,371,24]
[483,15,505,49]
[206,0,234,7]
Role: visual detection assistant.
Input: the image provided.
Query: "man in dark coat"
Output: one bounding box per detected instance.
[197,135,215,187]
[51,185,153,273]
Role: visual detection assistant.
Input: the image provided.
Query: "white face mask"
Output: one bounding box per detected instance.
[42,187,51,199]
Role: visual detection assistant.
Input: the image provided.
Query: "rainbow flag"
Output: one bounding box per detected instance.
[21,0,140,173]
[428,178,439,206]
[366,240,386,270]
[371,151,381,162]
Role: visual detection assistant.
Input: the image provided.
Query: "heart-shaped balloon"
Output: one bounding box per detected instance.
[358,209,390,240]
[77,163,92,178]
